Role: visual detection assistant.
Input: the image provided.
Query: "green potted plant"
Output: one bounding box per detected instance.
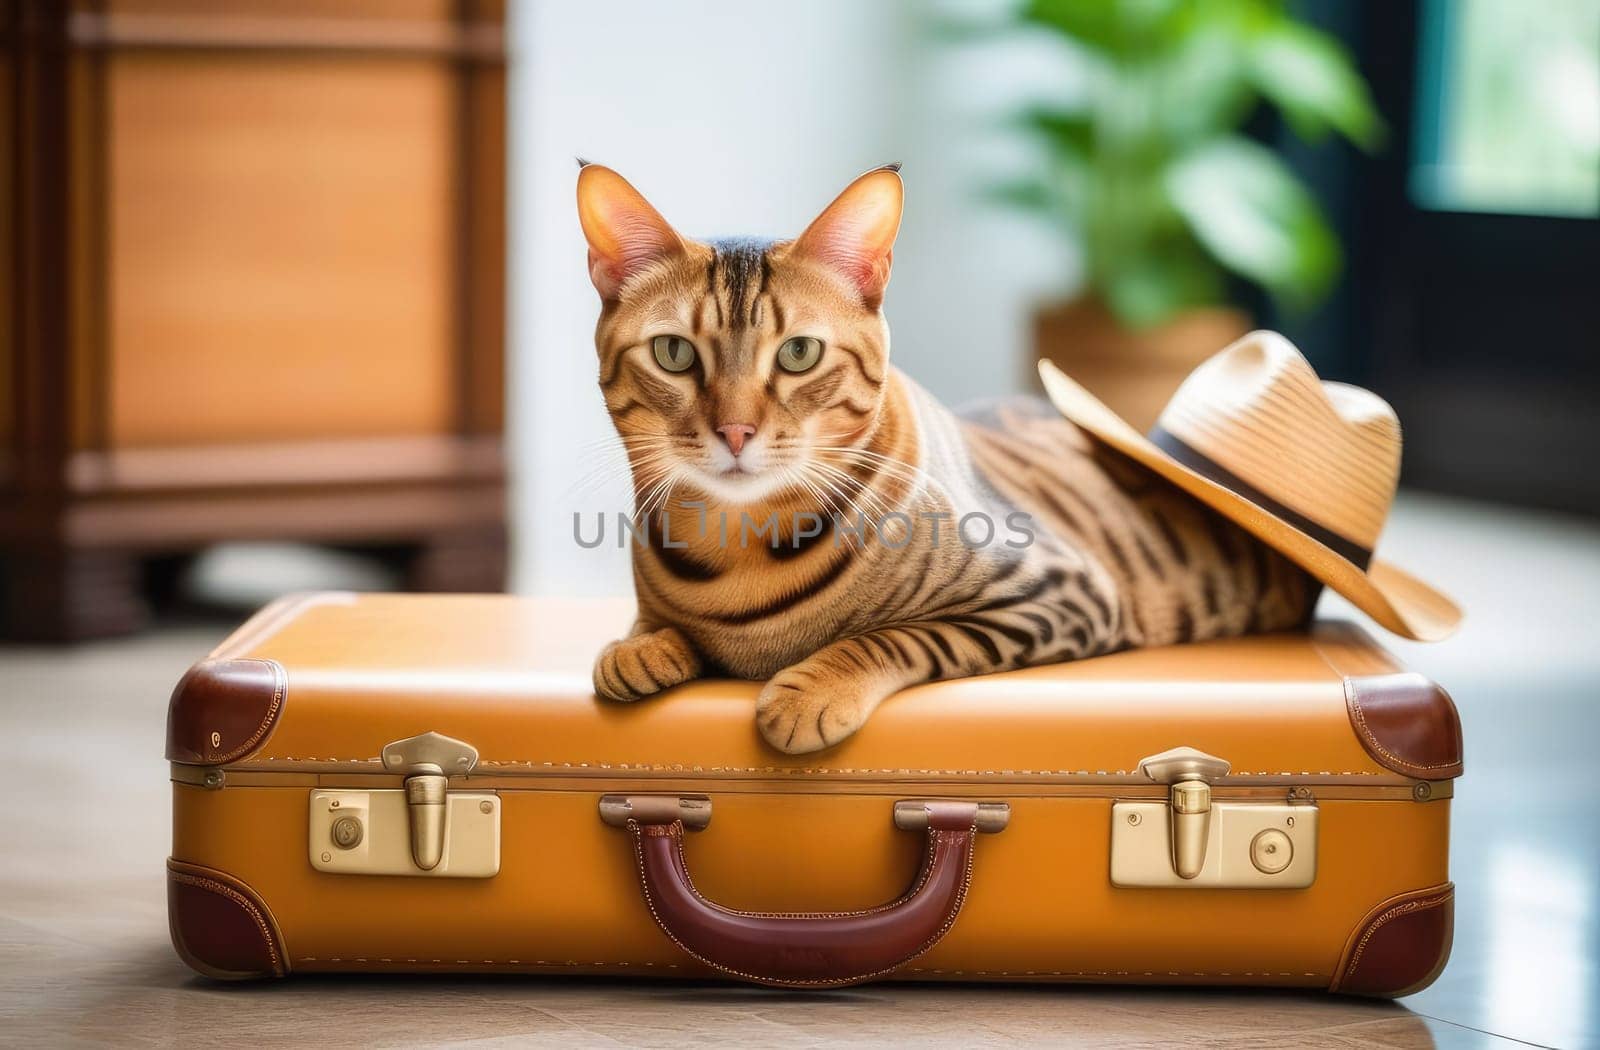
[988,0,1383,429]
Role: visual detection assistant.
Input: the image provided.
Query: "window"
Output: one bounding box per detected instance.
[1411,0,1600,218]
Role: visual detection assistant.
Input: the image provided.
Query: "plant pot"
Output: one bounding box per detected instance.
[1032,297,1251,433]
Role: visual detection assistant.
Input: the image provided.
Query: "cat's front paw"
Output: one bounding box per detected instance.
[593,627,701,702]
[756,671,868,754]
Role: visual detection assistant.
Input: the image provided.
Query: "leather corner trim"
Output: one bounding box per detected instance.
[165,657,286,765]
[1331,883,1454,997]
[167,859,287,979]
[1344,672,1463,780]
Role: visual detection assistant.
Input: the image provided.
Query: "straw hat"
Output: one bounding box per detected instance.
[1038,330,1460,641]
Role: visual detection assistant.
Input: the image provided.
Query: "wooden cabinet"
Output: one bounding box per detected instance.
[1,1,507,638]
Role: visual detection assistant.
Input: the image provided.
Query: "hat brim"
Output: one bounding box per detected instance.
[1038,360,1461,642]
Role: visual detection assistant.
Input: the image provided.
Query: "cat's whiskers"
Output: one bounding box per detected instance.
[570,430,704,504]
[775,463,841,518]
[569,440,680,500]
[778,461,833,514]
[806,459,899,522]
[784,465,869,551]
[628,453,680,506]
[780,461,831,513]
[635,464,687,523]
[793,463,885,551]
[813,446,946,504]
[573,431,679,467]
[823,448,943,495]
[570,430,673,466]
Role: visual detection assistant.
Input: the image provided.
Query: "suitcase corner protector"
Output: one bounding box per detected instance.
[1331,882,1454,998]
[1342,672,1464,781]
[165,657,287,767]
[167,858,288,980]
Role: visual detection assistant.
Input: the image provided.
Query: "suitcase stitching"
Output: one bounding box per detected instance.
[294,958,682,968]
[170,870,283,974]
[249,756,1383,777]
[217,659,287,765]
[283,958,1325,978]
[903,968,1326,978]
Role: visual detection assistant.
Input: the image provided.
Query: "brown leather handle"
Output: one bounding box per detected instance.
[622,800,990,987]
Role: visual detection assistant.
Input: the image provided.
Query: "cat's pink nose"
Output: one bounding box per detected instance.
[716,423,756,456]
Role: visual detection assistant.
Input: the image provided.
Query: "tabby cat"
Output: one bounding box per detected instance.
[578,163,1317,754]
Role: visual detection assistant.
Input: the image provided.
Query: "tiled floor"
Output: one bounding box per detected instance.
[1,492,1595,1048]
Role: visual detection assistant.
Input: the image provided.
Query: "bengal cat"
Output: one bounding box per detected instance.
[578,163,1317,754]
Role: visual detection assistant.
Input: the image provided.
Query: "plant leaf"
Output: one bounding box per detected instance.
[1101,238,1223,328]
[1165,137,1341,310]
[1018,0,1186,56]
[1249,21,1384,149]
[980,176,1062,213]
[1018,106,1095,158]
[1158,21,1253,144]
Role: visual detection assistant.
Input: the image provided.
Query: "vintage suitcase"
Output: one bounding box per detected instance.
[166,592,1459,994]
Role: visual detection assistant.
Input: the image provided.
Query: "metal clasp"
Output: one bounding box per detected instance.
[1110,746,1318,889]
[1138,746,1231,879]
[307,731,499,879]
[381,731,479,870]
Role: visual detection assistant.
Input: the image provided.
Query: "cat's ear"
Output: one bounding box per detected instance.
[576,164,685,300]
[791,165,904,308]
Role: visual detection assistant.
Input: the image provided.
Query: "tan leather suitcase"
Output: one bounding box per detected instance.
[166,592,1459,994]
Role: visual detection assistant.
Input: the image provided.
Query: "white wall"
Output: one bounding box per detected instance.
[508,1,1076,595]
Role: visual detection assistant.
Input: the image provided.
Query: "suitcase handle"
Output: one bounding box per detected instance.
[608,797,1007,987]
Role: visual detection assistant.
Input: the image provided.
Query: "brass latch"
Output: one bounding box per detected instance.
[381,731,479,870]
[309,731,499,878]
[1138,746,1231,879]
[1110,746,1317,889]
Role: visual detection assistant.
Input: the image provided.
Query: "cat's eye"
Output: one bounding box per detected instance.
[651,335,697,374]
[776,336,824,374]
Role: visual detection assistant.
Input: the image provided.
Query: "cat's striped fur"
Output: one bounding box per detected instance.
[579,164,1317,753]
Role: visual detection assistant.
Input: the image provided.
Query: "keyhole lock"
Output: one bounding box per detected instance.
[1112,746,1317,888]
[1250,828,1293,874]
[331,815,364,850]
[309,731,499,879]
